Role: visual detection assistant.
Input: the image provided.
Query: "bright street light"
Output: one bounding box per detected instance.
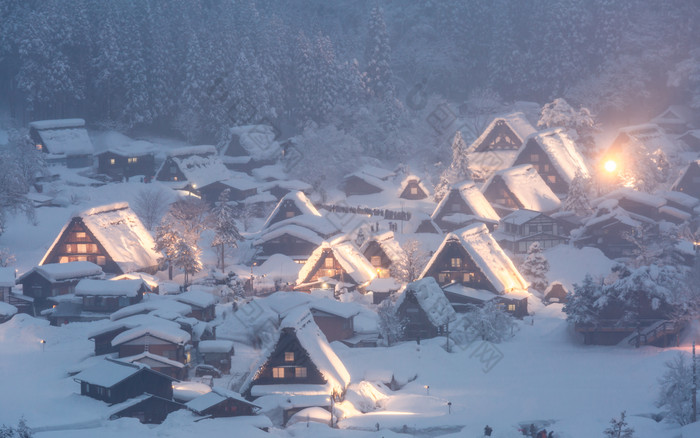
[604,160,617,173]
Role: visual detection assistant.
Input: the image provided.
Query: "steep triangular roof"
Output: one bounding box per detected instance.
[39,203,160,274]
[397,174,431,198]
[420,223,528,293]
[431,182,500,224]
[297,241,377,286]
[395,277,456,328]
[262,191,321,229]
[240,308,351,396]
[482,164,561,212]
[467,112,538,153]
[360,231,405,265]
[520,128,590,183]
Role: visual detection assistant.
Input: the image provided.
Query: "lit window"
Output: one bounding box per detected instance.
[76,232,86,239]
[508,304,516,312]
[284,352,294,362]
[59,256,69,263]
[530,154,539,162]
[272,367,285,378]
[450,258,462,268]
[77,256,87,262]
[88,244,98,253]
[295,367,307,378]
[371,256,382,267]
[324,257,334,268]
[543,164,550,172]
[110,158,116,165]
[65,244,73,253]
[128,157,138,164]
[285,211,295,218]
[464,272,475,282]
[96,256,106,265]
[36,144,43,151]
[438,273,447,283]
[410,187,418,195]
[173,176,178,181]
[77,244,87,253]
[547,175,557,183]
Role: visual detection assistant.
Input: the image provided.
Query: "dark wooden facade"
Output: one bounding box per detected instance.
[397,290,444,341]
[543,282,568,304]
[201,351,233,374]
[110,395,183,424]
[97,151,155,178]
[257,232,319,262]
[197,181,257,206]
[116,334,187,364]
[30,127,93,168]
[77,364,175,404]
[190,394,257,418]
[247,328,326,390]
[422,237,492,290]
[81,290,145,313]
[433,188,497,232]
[575,217,657,259]
[482,176,521,212]
[90,327,128,356]
[298,248,357,289]
[512,139,569,194]
[155,157,187,182]
[18,271,99,311]
[40,218,123,274]
[267,198,305,227]
[310,309,354,342]
[672,161,700,200]
[498,213,569,254]
[399,179,428,200]
[342,175,382,197]
[472,120,524,152]
[362,240,392,273]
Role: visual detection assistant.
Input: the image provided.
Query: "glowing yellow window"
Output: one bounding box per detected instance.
[110,158,116,165]
[284,352,294,362]
[295,367,307,378]
[272,367,285,378]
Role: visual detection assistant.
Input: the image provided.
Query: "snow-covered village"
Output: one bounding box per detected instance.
[1,2,700,438]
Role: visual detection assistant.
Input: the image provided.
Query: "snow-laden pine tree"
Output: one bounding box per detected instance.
[651,149,670,184]
[538,98,596,152]
[603,411,635,438]
[377,299,405,346]
[364,7,393,98]
[154,221,180,281]
[390,239,428,283]
[434,131,471,201]
[464,301,516,343]
[564,169,593,217]
[210,189,242,273]
[563,274,601,325]
[656,353,694,426]
[520,242,549,293]
[172,238,202,289]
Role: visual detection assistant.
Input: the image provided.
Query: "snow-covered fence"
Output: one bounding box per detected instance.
[316,203,411,222]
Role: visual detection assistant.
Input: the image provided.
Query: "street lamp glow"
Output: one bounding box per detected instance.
[604,160,617,173]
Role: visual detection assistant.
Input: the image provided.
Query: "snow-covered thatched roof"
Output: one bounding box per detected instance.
[395,277,456,327]
[421,223,529,294]
[40,203,160,274]
[262,191,321,229]
[173,289,218,309]
[167,145,217,158]
[18,261,104,283]
[224,125,281,161]
[397,174,431,197]
[524,128,590,183]
[432,182,500,223]
[467,112,538,153]
[240,308,351,397]
[255,224,325,247]
[297,241,377,286]
[483,164,561,212]
[599,188,667,209]
[29,118,94,156]
[167,154,232,188]
[111,325,191,347]
[88,314,181,339]
[360,231,405,265]
[75,279,147,297]
[498,209,546,226]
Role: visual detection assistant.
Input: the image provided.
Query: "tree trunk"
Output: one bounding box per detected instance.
[220,244,225,273]
[168,264,173,280]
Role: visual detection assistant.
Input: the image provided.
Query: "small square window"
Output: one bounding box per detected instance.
[110,158,116,165]
[284,352,294,362]
[547,175,557,183]
[286,211,295,218]
[450,258,462,268]
[76,232,86,239]
[371,256,382,267]
[324,257,334,268]
[530,154,539,162]
[508,304,516,312]
[410,187,418,195]
[272,367,285,378]
[96,256,106,265]
[295,367,307,378]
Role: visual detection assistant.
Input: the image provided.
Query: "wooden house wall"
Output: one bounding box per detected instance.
[156,157,187,182]
[311,313,354,342]
[673,163,700,199]
[306,249,354,285]
[495,297,528,318]
[362,241,392,271]
[202,398,256,417]
[202,351,233,373]
[251,329,326,386]
[112,397,183,424]
[397,291,440,341]
[422,240,493,291]
[97,152,155,177]
[41,218,122,274]
[82,293,142,312]
[576,220,640,259]
[472,121,523,152]
[223,135,248,157]
[617,198,659,220]
[118,335,186,363]
[399,180,428,200]
[544,284,568,303]
[92,328,127,355]
[80,370,173,404]
[259,234,318,260]
[513,140,569,194]
[198,182,257,205]
[343,176,382,196]
[186,304,215,322]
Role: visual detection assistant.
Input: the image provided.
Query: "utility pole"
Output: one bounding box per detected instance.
[445,320,451,353]
[693,340,697,423]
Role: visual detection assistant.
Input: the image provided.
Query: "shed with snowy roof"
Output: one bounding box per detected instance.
[511,128,589,195]
[96,143,157,178]
[75,279,149,312]
[481,164,561,215]
[29,119,94,168]
[240,308,350,422]
[295,241,376,292]
[73,357,176,404]
[40,203,160,275]
[89,314,182,356]
[360,231,405,278]
[121,351,187,379]
[431,182,500,232]
[543,281,569,304]
[156,146,230,188]
[395,277,456,341]
[186,387,259,418]
[17,261,104,311]
[199,340,235,373]
[342,165,394,197]
[109,393,184,424]
[173,289,218,322]
[0,267,15,304]
[220,125,281,172]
